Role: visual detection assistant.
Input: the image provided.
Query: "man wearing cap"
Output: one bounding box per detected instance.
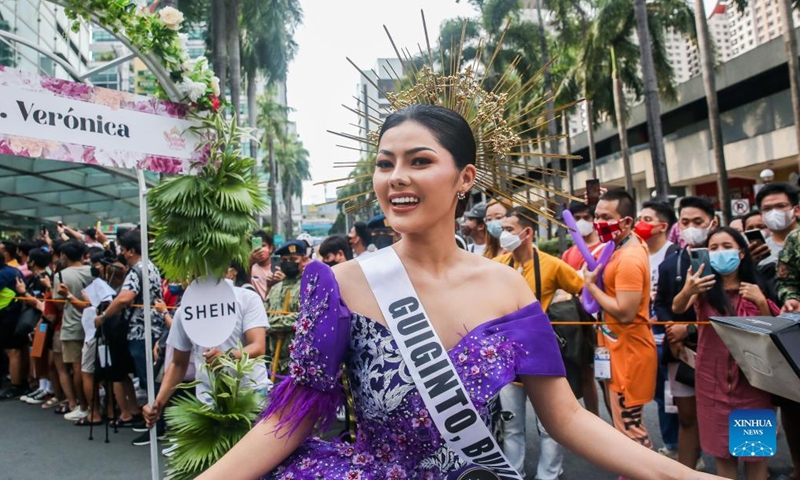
[461,202,488,255]
[367,214,399,253]
[264,240,310,375]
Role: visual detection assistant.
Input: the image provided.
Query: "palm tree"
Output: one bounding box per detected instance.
[694,0,732,223]
[257,92,291,235]
[581,0,694,196]
[226,0,242,119]
[276,137,311,237]
[241,0,302,211]
[210,0,227,100]
[634,0,668,200]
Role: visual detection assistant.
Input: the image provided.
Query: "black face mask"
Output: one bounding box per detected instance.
[90,266,101,278]
[280,261,301,278]
[323,260,338,268]
[372,234,394,250]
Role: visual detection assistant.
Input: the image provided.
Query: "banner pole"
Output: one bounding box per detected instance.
[138,170,160,480]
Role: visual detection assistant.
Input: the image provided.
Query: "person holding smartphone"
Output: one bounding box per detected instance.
[249,230,277,301]
[654,196,718,470]
[672,227,778,480]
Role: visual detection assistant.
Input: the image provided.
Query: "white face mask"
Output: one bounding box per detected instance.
[500,230,523,252]
[763,208,795,232]
[576,219,595,238]
[681,226,710,247]
[486,220,504,239]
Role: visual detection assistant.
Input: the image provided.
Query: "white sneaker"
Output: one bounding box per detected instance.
[696,457,706,472]
[19,389,41,402]
[161,443,178,457]
[64,407,89,421]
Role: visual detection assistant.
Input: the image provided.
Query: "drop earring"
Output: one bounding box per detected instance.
[457,191,466,200]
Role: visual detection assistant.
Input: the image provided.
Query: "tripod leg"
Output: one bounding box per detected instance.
[89,339,99,441]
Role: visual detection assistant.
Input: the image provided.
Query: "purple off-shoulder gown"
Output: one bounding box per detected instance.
[261,261,565,479]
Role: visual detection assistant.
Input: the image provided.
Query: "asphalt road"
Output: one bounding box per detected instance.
[0,392,793,479]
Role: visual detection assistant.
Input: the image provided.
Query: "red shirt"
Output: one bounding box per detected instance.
[562,242,603,271]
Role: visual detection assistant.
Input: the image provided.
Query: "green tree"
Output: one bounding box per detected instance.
[241,0,302,217]
[256,92,291,234]
[580,0,694,195]
[694,0,731,223]
[276,136,311,237]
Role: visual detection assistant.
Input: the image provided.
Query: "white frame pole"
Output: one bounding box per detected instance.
[137,169,159,479]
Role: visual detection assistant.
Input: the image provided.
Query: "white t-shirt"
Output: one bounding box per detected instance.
[167,281,271,404]
[469,243,487,255]
[759,236,784,267]
[649,241,673,345]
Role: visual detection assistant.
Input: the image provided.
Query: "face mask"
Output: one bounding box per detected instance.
[90,266,101,278]
[486,220,504,239]
[280,261,300,278]
[168,284,184,296]
[323,260,338,268]
[709,249,741,275]
[633,221,655,241]
[576,219,595,238]
[681,226,709,247]
[373,234,394,250]
[499,230,523,252]
[763,208,794,232]
[460,224,473,238]
[593,220,622,243]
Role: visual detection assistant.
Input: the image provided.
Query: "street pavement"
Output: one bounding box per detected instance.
[0,391,793,479]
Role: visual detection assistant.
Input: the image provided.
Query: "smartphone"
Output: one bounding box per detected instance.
[690,248,710,274]
[270,255,280,274]
[586,179,601,206]
[40,224,47,235]
[745,229,766,246]
[251,236,263,251]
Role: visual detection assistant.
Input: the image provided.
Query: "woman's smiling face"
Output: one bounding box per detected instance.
[373,121,474,235]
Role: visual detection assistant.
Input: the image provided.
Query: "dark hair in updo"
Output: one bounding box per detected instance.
[378,105,476,216]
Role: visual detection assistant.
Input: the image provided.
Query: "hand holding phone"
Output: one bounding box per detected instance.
[690,247,710,274]
[586,179,601,206]
[251,236,263,251]
[745,229,766,246]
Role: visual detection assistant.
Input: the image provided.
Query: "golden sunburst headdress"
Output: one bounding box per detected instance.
[320,11,581,225]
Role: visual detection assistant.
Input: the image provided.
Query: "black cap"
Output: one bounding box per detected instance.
[464,202,487,219]
[275,240,308,256]
[367,214,391,230]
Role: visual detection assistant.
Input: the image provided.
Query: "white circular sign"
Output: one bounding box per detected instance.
[179,277,238,348]
[731,198,750,216]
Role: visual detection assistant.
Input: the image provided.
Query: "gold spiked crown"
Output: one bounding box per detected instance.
[321,12,580,226]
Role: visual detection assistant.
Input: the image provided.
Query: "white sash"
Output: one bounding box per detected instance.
[358,248,523,480]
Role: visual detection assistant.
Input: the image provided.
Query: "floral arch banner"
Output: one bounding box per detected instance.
[0,67,200,174]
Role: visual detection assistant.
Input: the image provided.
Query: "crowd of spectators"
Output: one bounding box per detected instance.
[1,183,798,478]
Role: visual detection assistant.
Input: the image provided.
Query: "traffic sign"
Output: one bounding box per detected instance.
[731,198,750,216]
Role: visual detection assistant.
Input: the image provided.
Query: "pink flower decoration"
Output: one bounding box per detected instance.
[411,409,432,428]
[480,345,498,363]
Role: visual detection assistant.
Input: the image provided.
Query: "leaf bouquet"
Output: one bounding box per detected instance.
[163,348,267,480]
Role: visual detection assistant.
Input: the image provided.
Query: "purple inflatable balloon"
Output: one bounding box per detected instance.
[562,210,614,314]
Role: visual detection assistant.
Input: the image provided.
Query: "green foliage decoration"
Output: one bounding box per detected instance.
[59,0,222,110]
[163,347,266,480]
[148,114,266,282]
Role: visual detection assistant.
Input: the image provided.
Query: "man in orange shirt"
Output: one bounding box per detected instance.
[584,189,657,449]
[494,206,584,479]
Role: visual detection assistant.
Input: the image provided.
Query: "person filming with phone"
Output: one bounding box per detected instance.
[654,196,717,470]
[672,227,778,480]
[264,240,311,375]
